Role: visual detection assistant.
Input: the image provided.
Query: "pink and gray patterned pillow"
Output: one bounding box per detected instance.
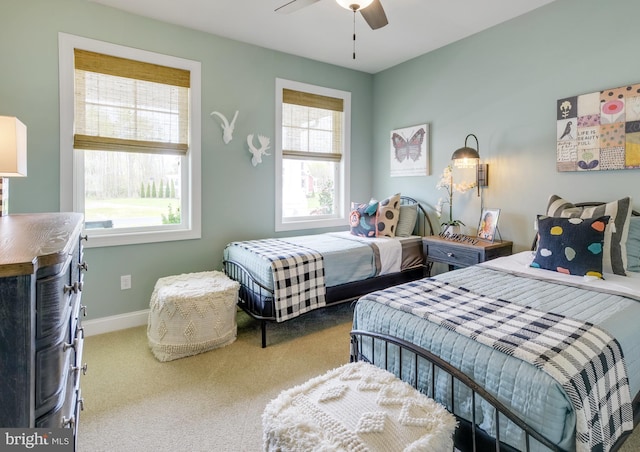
[349,200,378,237]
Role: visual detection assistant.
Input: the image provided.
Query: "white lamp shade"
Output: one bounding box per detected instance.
[336,0,374,11]
[0,116,27,177]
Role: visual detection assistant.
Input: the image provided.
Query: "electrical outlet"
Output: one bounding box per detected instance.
[120,274,132,290]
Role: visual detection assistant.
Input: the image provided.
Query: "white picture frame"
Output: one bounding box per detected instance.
[390,123,429,177]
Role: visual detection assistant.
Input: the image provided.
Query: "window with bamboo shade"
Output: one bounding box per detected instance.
[59,33,202,247]
[276,79,351,232]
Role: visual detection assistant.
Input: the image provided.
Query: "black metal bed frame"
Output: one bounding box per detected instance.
[223,196,434,348]
[350,329,639,452]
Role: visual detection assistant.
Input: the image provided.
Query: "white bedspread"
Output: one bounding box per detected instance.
[481,251,640,302]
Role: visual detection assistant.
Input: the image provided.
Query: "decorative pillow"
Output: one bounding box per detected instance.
[626,216,640,272]
[531,215,609,278]
[396,204,418,237]
[376,193,401,238]
[350,200,378,237]
[546,195,632,276]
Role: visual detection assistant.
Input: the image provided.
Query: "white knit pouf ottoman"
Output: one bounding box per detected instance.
[147,271,240,362]
[263,361,457,452]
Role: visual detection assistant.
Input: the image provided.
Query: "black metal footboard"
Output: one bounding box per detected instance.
[350,330,563,452]
[223,259,275,348]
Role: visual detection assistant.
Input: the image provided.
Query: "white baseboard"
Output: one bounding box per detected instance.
[83,309,149,337]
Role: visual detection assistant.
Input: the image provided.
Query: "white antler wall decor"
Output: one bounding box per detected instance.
[247,134,271,167]
[210,110,239,144]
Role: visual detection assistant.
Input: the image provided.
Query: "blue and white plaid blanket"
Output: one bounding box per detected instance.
[233,239,326,322]
[363,278,633,452]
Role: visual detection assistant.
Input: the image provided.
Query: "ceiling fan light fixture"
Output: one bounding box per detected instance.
[336,0,374,12]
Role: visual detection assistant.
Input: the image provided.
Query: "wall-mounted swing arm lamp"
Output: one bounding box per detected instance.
[451,133,488,196]
[0,116,28,216]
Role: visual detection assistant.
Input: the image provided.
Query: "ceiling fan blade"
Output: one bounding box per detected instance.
[360,0,388,30]
[275,0,321,14]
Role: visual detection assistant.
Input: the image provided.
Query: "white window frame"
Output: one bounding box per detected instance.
[275,78,350,232]
[58,33,201,248]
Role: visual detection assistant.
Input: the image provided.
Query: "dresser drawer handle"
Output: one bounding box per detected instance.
[78,261,88,272]
[64,282,79,294]
[81,234,88,242]
[71,363,88,375]
[63,338,78,352]
[81,305,87,317]
[62,415,75,429]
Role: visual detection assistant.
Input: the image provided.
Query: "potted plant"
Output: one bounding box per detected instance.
[435,165,475,235]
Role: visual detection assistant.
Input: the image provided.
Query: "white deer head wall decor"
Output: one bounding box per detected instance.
[210,110,239,144]
[247,134,271,167]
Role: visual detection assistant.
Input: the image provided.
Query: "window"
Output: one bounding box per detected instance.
[59,33,201,247]
[275,79,350,231]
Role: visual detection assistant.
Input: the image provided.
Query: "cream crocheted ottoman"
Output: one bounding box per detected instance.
[263,361,457,451]
[147,271,240,362]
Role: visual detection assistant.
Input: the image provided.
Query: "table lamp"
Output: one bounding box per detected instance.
[0,116,27,216]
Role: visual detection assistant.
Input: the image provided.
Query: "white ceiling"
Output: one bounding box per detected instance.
[88,0,556,74]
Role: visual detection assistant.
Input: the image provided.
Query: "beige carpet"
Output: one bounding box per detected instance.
[78,303,639,452]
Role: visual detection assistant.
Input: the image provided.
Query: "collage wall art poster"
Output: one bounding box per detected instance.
[390,123,429,177]
[556,82,640,171]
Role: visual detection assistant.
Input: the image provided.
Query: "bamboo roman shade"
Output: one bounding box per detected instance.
[282,88,343,163]
[73,49,190,155]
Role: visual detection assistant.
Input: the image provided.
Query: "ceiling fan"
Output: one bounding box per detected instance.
[275,0,389,30]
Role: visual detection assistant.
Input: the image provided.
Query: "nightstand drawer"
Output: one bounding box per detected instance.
[422,236,513,274]
[426,243,480,267]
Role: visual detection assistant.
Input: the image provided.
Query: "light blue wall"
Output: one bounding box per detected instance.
[0,0,374,320]
[3,0,639,320]
[372,0,640,253]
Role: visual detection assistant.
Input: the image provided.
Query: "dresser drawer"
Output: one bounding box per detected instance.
[426,243,481,267]
[34,325,75,417]
[35,366,78,430]
[36,257,74,340]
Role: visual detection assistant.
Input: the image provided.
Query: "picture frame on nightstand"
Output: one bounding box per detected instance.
[477,208,500,242]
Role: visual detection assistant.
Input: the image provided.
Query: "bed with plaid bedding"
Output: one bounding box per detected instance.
[232,238,326,322]
[353,266,640,451]
[359,277,634,452]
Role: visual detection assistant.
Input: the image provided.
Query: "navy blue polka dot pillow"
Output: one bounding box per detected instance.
[531,215,609,278]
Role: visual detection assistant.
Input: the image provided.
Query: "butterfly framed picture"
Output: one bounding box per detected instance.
[390,123,429,177]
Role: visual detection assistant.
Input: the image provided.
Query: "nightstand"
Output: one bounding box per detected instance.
[423,235,513,273]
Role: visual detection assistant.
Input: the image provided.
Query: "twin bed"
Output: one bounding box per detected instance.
[351,198,640,451]
[223,196,433,347]
[224,195,640,451]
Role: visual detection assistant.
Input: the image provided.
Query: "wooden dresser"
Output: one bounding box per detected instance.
[0,213,87,444]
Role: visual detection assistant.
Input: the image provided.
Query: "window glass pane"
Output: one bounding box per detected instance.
[83,150,182,229]
[282,158,336,217]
